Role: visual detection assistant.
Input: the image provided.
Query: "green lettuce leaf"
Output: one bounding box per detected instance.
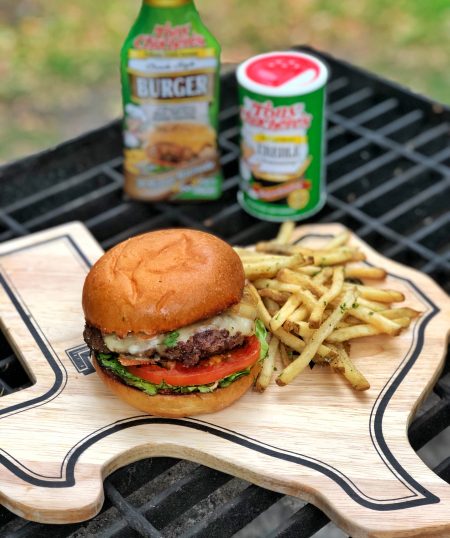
[218,367,251,388]
[98,356,159,395]
[255,319,269,360]
[98,353,114,360]
[96,355,251,396]
[163,331,179,348]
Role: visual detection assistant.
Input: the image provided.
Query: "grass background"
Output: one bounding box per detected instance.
[1,0,449,163]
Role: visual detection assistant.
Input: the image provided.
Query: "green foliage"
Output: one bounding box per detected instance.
[163,331,180,348]
[255,319,269,361]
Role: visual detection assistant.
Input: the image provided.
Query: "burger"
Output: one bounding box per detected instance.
[146,122,217,167]
[82,228,267,417]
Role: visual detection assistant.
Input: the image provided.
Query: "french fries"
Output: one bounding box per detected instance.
[324,230,351,250]
[243,253,307,280]
[270,294,302,331]
[313,247,362,266]
[379,307,420,320]
[279,343,292,368]
[276,221,296,244]
[248,283,333,359]
[276,288,357,386]
[347,304,402,336]
[328,344,370,391]
[327,323,394,343]
[327,317,412,342]
[239,223,419,392]
[277,268,327,296]
[345,266,386,280]
[309,266,345,328]
[344,283,405,303]
[259,288,291,305]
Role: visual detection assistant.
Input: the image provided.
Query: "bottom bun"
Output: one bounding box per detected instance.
[93,355,261,418]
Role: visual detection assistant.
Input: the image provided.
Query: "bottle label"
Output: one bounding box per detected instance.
[128,49,216,104]
[133,21,206,50]
[123,22,221,201]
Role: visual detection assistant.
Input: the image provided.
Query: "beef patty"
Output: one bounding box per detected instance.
[83,324,246,367]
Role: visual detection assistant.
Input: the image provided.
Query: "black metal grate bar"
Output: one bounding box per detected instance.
[180,485,283,538]
[0,46,448,537]
[104,481,163,538]
[328,111,450,176]
[266,503,330,538]
[435,457,450,483]
[326,193,450,272]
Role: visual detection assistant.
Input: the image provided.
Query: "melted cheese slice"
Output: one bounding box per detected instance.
[104,309,255,356]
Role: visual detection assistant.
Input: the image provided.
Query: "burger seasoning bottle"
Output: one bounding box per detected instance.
[121,0,222,201]
[237,51,329,221]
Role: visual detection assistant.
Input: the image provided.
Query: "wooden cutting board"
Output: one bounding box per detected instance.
[0,221,449,537]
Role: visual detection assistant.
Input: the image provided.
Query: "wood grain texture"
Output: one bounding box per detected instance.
[0,221,449,537]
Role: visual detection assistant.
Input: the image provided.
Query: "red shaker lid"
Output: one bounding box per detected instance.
[237,51,328,96]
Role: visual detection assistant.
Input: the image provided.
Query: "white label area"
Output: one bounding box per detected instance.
[129,56,217,74]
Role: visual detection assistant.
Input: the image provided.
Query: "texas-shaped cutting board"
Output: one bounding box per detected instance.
[0,221,449,537]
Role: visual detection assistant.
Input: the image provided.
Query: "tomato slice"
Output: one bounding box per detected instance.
[126,336,260,386]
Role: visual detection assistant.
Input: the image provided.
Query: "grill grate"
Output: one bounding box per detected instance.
[0,46,449,537]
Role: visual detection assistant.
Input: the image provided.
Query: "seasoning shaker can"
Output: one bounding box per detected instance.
[236,51,328,221]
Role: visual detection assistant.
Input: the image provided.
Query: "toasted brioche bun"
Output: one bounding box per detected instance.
[93,355,261,417]
[82,229,245,338]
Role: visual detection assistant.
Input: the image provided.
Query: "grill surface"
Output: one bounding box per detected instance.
[0,46,449,537]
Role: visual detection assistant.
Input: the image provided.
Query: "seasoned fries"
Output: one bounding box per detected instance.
[241,223,419,392]
[278,268,327,296]
[309,266,345,328]
[324,230,351,250]
[243,253,307,280]
[344,283,405,303]
[347,304,402,336]
[329,344,370,391]
[276,221,296,244]
[277,288,357,386]
[270,294,302,331]
[258,288,291,305]
[345,266,386,280]
[279,344,292,368]
[313,247,362,266]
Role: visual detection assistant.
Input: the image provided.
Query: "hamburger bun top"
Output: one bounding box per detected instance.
[82,228,245,337]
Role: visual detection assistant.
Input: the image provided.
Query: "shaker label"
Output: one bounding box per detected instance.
[240,97,312,179]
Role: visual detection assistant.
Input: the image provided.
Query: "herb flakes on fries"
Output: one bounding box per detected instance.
[237,223,421,392]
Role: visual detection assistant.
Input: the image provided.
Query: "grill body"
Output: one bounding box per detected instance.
[0,47,449,537]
